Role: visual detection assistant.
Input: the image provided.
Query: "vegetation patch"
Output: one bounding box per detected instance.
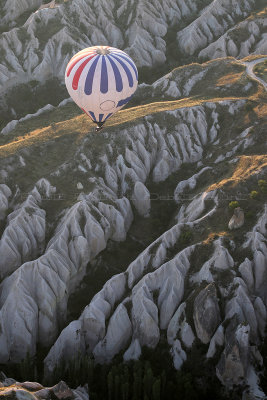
[2,341,236,400]
[254,60,267,83]
[216,72,243,86]
[208,155,267,191]
[228,201,239,210]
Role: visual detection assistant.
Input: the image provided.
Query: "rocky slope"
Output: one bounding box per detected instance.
[0,54,267,398]
[0,1,267,399]
[0,0,266,124]
[0,372,89,400]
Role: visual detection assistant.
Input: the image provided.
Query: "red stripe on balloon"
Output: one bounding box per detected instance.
[72,55,97,90]
[66,52,95,77]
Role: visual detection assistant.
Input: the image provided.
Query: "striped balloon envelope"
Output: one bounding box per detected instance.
[65,45,138,130]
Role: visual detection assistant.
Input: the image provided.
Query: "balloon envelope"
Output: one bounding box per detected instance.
[65,46,138,124]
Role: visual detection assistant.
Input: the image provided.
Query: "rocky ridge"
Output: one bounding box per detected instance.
[0,1,266,398]
[0,69,266,396]
[0,0,266,123]
[0,372,89,400]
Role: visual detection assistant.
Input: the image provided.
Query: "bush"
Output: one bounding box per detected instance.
[228,201,239,210]
[179,230,193,246]
[250,190,259,199]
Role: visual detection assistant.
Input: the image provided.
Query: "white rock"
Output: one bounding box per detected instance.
[93,304,132,363]
[193,283,221,344]
[132,181,150,216]
[0,184,11,220]
[123,338,142,361]
[73,385,90,400]
[167,302,185,345]
[254,297,266,338]
[228,207,245,230]
[253,250,267,295]
[44,320,85,375]
[225,284,258,343]
[0,191,46,279]
[174,167,211,199]
[180,322,195,348]
[0,186,134,362]
[207,325,224,358]
[239,258,254,292]
[171,339,187,370]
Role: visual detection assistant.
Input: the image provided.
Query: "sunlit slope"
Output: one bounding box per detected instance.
[0,97,253,157]
[1,56,265,160]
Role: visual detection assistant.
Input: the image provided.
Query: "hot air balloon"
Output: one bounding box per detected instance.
[65,45,138,131]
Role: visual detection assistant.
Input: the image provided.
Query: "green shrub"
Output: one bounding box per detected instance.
[179,230,193,245]
[250,190,259,199]
[228,201,239,210]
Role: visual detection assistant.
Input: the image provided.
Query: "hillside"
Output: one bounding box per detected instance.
[0,1,267,400]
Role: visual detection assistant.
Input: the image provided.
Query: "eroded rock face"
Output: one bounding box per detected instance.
[0,0,42,29]
[228,207,245,230]
[132,181,151,216]
[0,184,11,220]
[0,373,89,400]
[199,12,267,60]
[44,238,194,373]
[217,320,250,387]
[93,303,132,363]
[0,193,134,362]
[0,189,46,279]
[4,112,263,398]
[0,0,263,117]
[0,8,266,393]
[193,283,221,344]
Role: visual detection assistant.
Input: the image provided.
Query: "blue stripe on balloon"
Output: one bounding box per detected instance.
[117,94,133,107]
[88,111,96,121]
[109,55,133,88]
[104,113,113,121]
[111,52,138,79]
[106,56,123,92]
[100,56,108,94]
[99,113,104,122]
[84,55,100,95]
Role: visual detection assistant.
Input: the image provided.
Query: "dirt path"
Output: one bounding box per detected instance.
[241,57,267,91]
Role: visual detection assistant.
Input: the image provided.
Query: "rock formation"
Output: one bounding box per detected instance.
[0,372,89,400]
[0,1,266,398]
[228,207,245,230]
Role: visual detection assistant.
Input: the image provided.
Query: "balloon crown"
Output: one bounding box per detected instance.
[96,47,110,55]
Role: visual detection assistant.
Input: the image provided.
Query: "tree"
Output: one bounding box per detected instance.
[115,375,120,400]
[250,190,259,199]
[133,362,143,400]
[228,201,239,210]
[107,371,113,400]
[143,362,154,399]
[152,378,161,400]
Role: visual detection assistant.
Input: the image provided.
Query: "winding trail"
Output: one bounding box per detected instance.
[240,57,267,91]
